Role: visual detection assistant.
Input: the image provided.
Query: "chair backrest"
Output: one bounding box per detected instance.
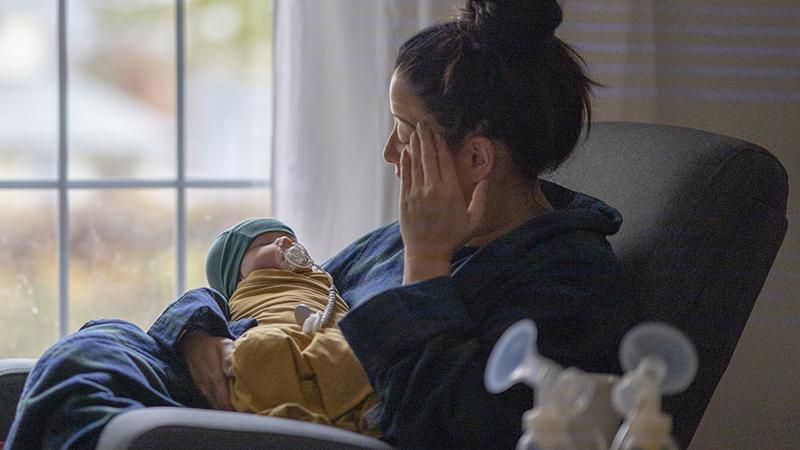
[0,358,36,439]
[544,121,788,448]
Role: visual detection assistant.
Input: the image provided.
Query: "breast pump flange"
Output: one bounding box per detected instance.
[484,320,698,450]
[609,322,698,450]
[485,320,597,450]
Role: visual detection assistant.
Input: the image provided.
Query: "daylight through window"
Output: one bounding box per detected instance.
[0,0,274,358]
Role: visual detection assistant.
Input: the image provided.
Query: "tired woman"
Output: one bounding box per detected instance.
[6,1,627,449]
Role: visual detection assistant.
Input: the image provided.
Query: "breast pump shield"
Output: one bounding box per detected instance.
[485,320,596,450]
[610,322,698,450]
[617,323,697,397]
[485,319,540,394]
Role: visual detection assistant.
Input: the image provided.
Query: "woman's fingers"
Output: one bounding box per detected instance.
[405,122,450,190]
[417,122,441,184]
[435,132,459,185]
[400,144,411,198]
[409,130,424,189]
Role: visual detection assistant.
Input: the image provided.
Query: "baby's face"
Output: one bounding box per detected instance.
[239,231,295,281]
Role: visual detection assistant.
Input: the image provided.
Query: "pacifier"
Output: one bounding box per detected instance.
[279,240,314,272]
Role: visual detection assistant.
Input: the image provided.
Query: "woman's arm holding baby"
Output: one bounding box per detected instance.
[147,287,257,410]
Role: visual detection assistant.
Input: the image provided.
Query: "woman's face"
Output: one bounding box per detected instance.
[383,70,444,178]
[239,231,295,281]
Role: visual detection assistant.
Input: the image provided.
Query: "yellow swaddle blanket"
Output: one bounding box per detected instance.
[227,268,379,436]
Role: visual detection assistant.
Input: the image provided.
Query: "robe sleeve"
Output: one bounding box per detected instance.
[147,287,257,358]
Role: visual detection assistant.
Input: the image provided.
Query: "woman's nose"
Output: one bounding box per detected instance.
[383,132,401,165]
[383,133,403,179]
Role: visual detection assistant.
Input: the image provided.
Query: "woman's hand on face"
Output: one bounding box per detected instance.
[399,122,488,284]
[180,329,235,411]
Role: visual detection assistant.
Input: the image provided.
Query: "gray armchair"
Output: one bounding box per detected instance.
[544,121,788,448]
[1,122,788,449]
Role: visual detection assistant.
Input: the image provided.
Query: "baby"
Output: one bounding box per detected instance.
[205,218,379,436]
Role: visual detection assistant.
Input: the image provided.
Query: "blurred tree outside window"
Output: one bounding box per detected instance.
[0,0,274,358]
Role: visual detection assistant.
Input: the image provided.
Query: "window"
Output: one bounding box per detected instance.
[0,0,274,358]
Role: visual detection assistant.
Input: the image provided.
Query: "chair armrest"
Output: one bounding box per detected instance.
[0,358,36,439]
[98,407,393,450]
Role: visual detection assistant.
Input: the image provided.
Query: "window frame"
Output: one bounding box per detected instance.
[0,0,271,338]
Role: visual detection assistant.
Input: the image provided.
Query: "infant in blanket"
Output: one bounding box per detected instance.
[204,218,379,436]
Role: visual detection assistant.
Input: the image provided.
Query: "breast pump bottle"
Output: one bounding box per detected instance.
[485,320,596,450]
[609,322,698,450]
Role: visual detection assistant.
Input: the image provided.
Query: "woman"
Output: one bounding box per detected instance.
[6,1,627,449]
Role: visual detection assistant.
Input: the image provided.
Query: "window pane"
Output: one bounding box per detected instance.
[0,1,57,179]
[69,189,175,331]
[0,191,58,358]
[186,187,271,288]
[185,0,272,179]
[68,1,175,179]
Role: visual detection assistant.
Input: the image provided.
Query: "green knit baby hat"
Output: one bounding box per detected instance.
[205,218,296,299]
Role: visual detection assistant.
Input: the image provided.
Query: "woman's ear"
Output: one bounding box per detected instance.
[462,135,496,182]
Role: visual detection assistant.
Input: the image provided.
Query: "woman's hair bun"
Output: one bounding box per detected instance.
[460,0,563,45]
[395,0,592,180]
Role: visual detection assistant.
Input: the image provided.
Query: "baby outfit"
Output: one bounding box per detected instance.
[226,267,379,435]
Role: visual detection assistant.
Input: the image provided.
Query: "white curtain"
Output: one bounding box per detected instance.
[273,0,459,261]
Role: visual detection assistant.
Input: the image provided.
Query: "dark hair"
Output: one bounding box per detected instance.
[394,0,595,179]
